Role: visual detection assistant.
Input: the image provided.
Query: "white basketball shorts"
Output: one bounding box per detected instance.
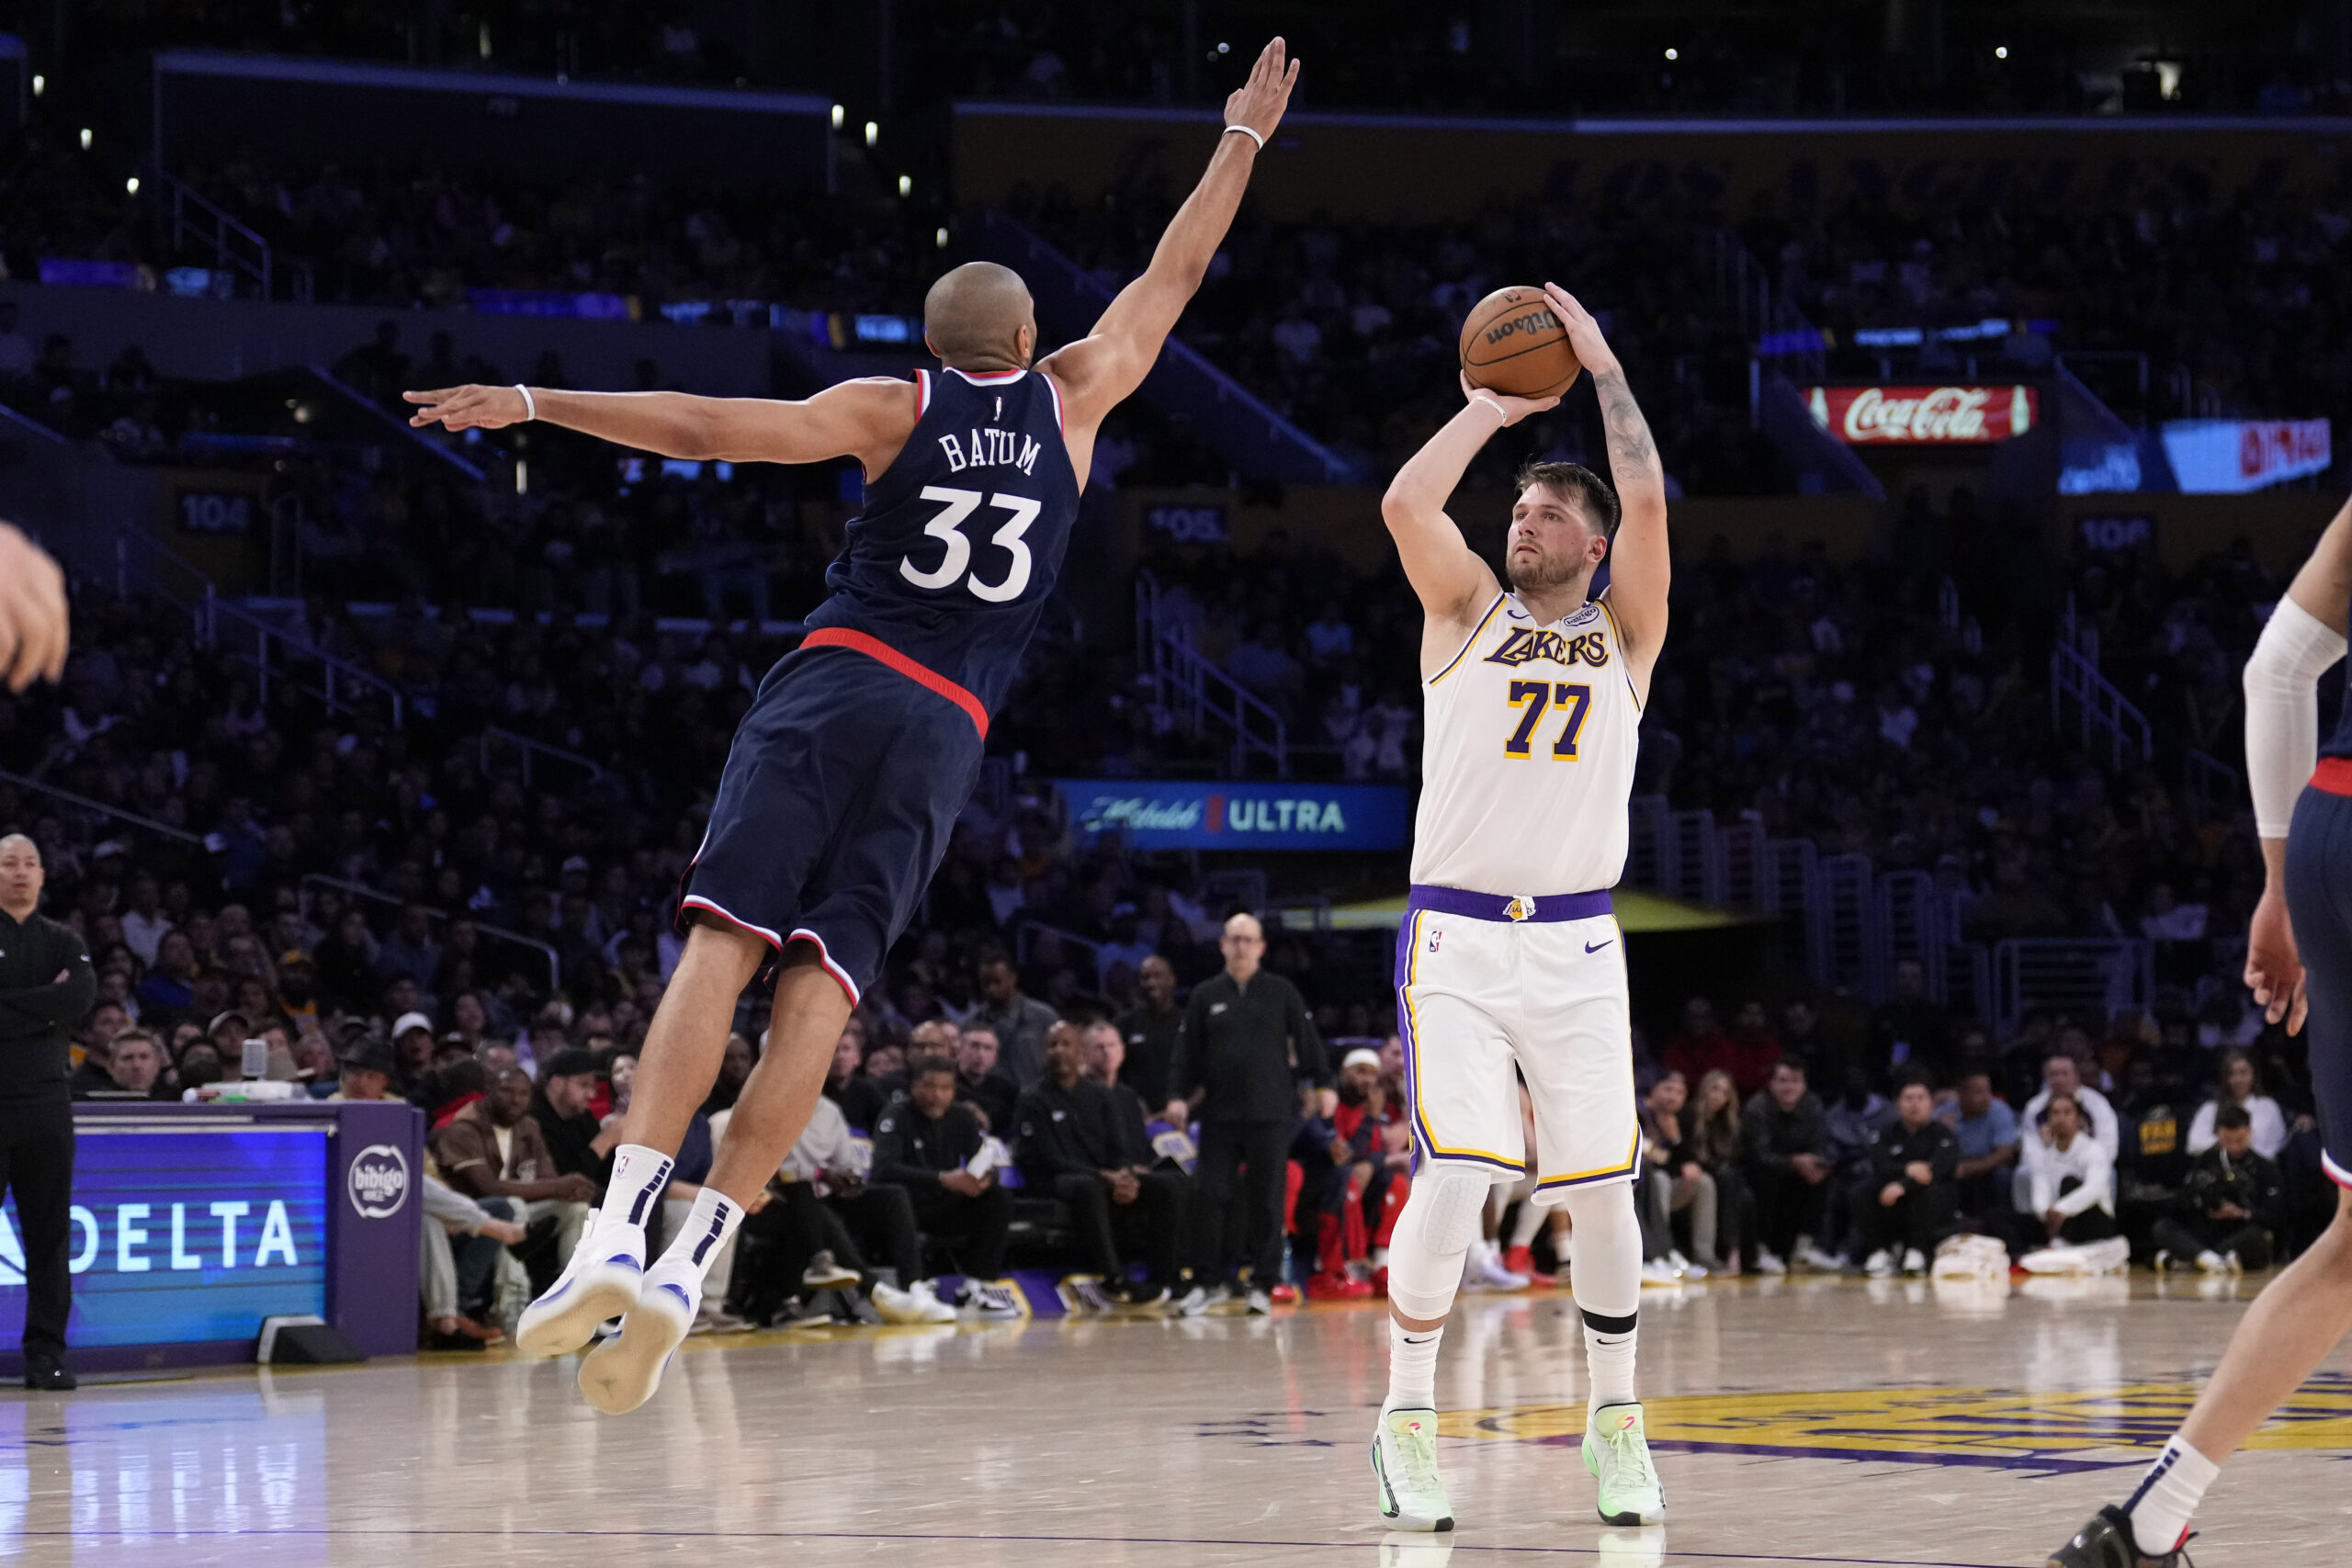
[1393,886,1639,1202]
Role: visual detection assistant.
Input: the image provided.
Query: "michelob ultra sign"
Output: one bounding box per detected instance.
[1805,385,2038,444]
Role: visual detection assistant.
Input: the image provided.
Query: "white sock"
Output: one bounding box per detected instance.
[600,1144,675,1237]
[1510,1200,1547,1249]
[1583,1309,1638,1409]
[657,1186,745,1286]
[1385,1317,1445,1414]
[2124,1435,2219,1556]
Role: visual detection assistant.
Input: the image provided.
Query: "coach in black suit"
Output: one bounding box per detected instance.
[0,834,95,1390]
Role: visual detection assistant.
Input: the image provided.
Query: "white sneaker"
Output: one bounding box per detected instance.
[908,1279,959,1323]
[2196,1249,2228,1274]
[801,1249,861,1290]
[957,1280,1024,1321]
[1245,1287,1273,1314]
[1901,1247,1927,1276]
[1638,1258,1681,1286]
[576,1258,697,1415]
[1754,1247,1787,1275]
[1469,1249,1531,1292]
[871,1281,930,1325]
[1370,1407,1454,1531]
[1668,1249,1708,1280]
[517,1217,644,1358]
[1174,1283,1218,1317]
[2223,1250,2245,1276]
[1863,1248,1896,1278]
[1794,1238,1844,1272]
[1583,1402,1665,1525]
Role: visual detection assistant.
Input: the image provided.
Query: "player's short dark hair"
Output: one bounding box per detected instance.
[1514,460,1621,544]
[1894,1068,1936,1096]
[2213,1103,2253,1132]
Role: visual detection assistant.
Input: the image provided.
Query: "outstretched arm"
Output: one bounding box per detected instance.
[0,523,68,692]
[1544,285,1668,693]
[403,377,921,477]
[1041,38,1299,449]
[2241,495,2352,1033]
[1382,378,1553,671]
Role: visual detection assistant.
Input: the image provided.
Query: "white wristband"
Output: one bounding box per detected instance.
[1469,393,1509,422]
[1223,123,1265,150]
[514,384,537,422]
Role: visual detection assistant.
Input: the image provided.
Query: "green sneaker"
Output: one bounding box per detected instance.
[1371,1407,1454,1531]
[1583,1402,1665,1525]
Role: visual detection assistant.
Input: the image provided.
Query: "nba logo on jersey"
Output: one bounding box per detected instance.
[1505,896,1536,921]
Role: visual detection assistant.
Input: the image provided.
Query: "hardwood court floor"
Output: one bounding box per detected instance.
[9,1272,2350,1567]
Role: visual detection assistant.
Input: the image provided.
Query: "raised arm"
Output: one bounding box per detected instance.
[1041,37,1299,447]
[1382,379,1551,670]
[1544,285,1668,694]
[2240,495,2352,1034]
[403,377,921,477]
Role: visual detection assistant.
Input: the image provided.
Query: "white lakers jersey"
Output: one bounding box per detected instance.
[1409,590,1642,897]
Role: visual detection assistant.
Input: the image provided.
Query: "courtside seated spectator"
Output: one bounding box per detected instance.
[532,1046,619,1193]
[1849,1075,1961,1277]
[972,953,1057,1087]
[1015,1021,1186,1306]
[431,1066,596,1293]
[2023,1052,2120,1159]
[870,1061,1021,1318]
[1940,1066,2021,1219]
[769,1088,955,1324]
[2184,1048,2290,1161]
[1741,1058,1838,1274]
[2152,1105,2285,1274]
[1639,1070,1717,1280]
[1663,998,1780,1102]
[94,1028,166,1100]
[956,1026,1019,1134]
[2025,1092,2116,1247]
[826,1027,890,1130]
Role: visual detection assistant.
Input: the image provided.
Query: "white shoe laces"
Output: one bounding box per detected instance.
[1600,1416,1660,1495]
[1383,1414,1446,1500]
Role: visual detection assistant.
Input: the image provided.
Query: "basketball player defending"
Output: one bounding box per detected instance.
[405,39,1300,1416]
[2046,497,2352,1567]
[1370,288,1668,1531]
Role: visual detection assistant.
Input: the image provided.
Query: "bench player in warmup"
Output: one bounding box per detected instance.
[2047,497,2352,1566]
[1368,286,1670,1530]
[404,38,1301,1416]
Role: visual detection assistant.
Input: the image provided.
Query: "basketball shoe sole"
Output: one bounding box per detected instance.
[576,1265,696,1415]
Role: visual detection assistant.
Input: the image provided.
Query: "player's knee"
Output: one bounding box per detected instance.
[1408,1165,1491,1256]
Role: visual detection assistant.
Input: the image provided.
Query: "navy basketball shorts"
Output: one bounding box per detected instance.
[678,643,984,1005]
[2285,776,2352,1191]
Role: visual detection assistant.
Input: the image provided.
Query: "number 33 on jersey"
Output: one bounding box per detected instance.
[1409,592,1644,898]
[802,365,1082,719]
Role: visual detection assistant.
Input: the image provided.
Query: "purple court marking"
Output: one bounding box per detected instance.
[11,1526,2017,1565]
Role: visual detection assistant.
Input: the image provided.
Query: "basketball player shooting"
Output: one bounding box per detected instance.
[404,38,1300,1416]
[2045,497,2352,1568]
[1368,286,1669,1531]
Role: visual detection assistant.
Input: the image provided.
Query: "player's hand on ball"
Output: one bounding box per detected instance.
[1224,37,1301,142]
[1542,284,1620,377]
[1458,370,1557,426]
[2245,882,2308,1033]
[404,385,529,432]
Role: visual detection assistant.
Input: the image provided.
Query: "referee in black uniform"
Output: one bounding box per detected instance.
[1164,911,1329,1313]
[0,833,95,1390]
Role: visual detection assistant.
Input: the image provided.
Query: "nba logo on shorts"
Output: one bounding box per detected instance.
[1505,897,1536,922]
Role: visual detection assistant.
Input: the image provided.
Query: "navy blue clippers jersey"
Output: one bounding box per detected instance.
[802,366,1080,719]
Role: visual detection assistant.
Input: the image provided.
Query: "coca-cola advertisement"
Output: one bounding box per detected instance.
[1804,384,2040,445]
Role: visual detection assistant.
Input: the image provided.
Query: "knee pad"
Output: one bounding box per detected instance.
[1412,1167,1493,1256]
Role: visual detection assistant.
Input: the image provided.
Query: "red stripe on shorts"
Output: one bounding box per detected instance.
[800,626,989,740]
[2312,757,2352,796]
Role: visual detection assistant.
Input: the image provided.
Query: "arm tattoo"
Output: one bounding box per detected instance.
[1593,368,1660,480]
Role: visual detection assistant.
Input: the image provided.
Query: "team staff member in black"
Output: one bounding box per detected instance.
[1114,954,1184,1109]
[0,833,95,1390]
[1016,1021,1188,1305]
[1164,911,1331,1314]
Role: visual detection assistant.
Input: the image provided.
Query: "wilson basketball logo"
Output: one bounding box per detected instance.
[1484,309,1560,346]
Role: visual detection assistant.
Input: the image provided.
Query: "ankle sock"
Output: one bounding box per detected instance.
[2124,1435,2217,1557]
[1385,1317,1445,1414]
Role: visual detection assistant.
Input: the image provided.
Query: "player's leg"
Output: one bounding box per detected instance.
[1522,919,1660,1527]
[2050,790,2352,1568]
[515,920,766,1359]
[1373,914,1521,1530]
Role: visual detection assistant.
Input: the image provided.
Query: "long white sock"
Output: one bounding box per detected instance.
[1510,1199,1547,1249]
[1564,1185,1642,1412]
[2123,1435,2219,1556]
[1385,1316,1445,1414]
[599,1144,675,1237]
[657,1186,744,1286]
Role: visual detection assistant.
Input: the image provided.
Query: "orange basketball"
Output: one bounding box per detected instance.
[1458,286,1581,399]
